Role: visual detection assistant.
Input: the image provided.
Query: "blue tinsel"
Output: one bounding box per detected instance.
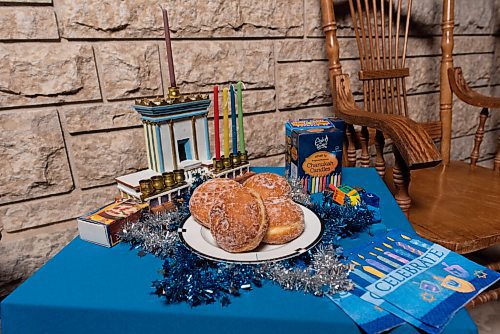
[122,175,375,307]
[313,191,375,242]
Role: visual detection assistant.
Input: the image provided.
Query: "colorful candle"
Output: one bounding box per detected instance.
[397,241,424,256]
[366,258,392,273]
[161,7,176,87]
[230,85,238,155]
[392,247,417,260]
[362,265,385,278]
[222,88,230,157]
[213,85,220,160]
[383,251,409,264]
[369,252,400,268]
[403,235,431,250]
[237,82,246,153]
[352,268,377,283]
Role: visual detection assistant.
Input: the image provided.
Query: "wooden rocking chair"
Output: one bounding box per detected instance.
[320,0,500,306]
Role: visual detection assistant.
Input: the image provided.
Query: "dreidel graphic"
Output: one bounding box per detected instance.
[433,275,476,293]
[442,263,469,278]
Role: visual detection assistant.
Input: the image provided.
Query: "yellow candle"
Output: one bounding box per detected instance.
[222,87,230,157]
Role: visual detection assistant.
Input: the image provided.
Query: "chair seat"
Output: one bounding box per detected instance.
[386,161,500,254]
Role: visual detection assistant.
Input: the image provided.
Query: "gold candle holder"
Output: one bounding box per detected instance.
[168,87,181,100]
[231,153,241,166]
[173,169,186,184]
[213,158,223,172]
[239,151,248,164]
[222,155,232,169]
[139,179,154,199]
[151,175,165,194]
[162,172,176,189]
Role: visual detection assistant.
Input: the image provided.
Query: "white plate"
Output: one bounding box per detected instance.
[179,204,323,264]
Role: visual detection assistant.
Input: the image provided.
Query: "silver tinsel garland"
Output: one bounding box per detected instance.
[288,178,313,207]
[120,177,367,307]
[258,245,353,296]
[122,211,181,258]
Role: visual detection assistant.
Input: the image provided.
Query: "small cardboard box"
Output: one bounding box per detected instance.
[285,118,344,193]
[77,199,148,247]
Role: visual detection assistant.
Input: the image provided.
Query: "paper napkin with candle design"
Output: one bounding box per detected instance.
[346,229,500,332]
[330,285,404,334]
[344,277,447,334]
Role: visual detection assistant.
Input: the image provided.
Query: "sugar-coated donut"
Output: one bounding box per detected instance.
[243,172,291,200]
[209,188,268,253]
[262,197,305,244]
[189,178,241,228]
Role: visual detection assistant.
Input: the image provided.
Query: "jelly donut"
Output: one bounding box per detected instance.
[243,172,291,200]
[209,188,268,253]
[262,197,305,244]
[189,178,241,228]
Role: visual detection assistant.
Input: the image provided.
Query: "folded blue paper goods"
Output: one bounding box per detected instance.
[344,229,500,333]
[330,286,404,334]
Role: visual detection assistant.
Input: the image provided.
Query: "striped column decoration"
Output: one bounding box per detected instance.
[155,124,165,172]
[151,124,161,172]
[143,122,153,169]
[169,121,178,170]
[191,116,199,160]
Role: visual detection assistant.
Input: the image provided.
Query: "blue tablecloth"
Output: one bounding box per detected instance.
[0,167,477,334]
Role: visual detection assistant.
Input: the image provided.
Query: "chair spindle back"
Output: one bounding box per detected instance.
[348,0,413,116]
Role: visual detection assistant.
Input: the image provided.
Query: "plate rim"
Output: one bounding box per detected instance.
[178,204,324,264]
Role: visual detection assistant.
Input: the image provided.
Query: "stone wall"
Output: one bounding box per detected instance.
[0,0,498,299]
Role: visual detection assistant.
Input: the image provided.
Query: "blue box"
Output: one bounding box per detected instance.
[285,118,344,193]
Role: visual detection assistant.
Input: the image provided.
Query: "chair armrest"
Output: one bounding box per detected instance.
[448,67,500,109]
[334,74,442,169]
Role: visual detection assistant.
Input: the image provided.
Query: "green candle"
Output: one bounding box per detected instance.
[237,82,245,153]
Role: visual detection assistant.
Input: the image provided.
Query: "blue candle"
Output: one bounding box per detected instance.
[230,84,238,155]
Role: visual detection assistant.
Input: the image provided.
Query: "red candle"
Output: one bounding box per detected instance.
[214,85,221,160]
[162,7,176,87]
